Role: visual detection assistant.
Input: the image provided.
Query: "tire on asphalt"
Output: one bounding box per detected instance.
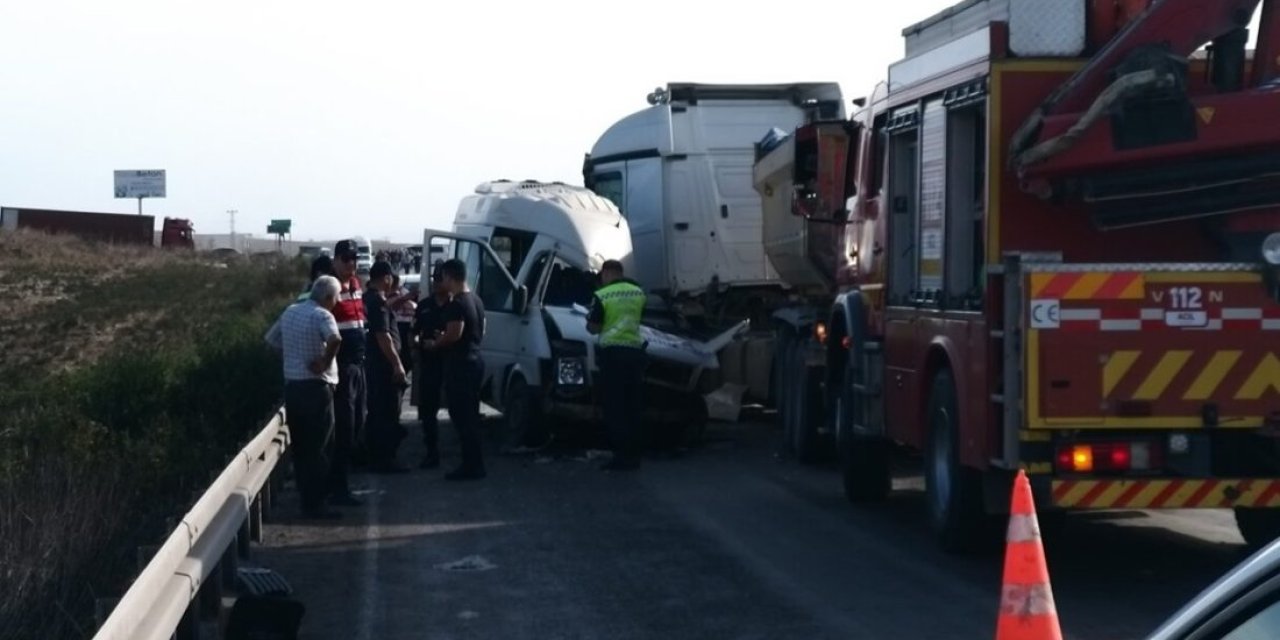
[924,367,986,553]
[791,343,823,464]
[837,359,891,503]
[682,393,709,448]
[498,374,548,453]
[1234,508,1280,549]
[773,331,793,437]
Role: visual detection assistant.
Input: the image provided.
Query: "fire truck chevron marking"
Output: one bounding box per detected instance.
[1029,272,1144,300]
[1102,351,1140,397]
[1052,479,1280,509]
[1183,351,1243,400]
[1132,351,1193,400]
[1236,353,1280,400]
[1099,350,1280,402]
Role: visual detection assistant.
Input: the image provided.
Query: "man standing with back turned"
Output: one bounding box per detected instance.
[587,259,647,471]
[264,275,343,519]
[420,258,486,480]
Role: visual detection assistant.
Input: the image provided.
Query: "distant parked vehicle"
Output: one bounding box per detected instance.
[1,206,195,249]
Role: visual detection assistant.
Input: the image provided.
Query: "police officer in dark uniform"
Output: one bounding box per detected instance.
[363,261,410,473]
[412,266,451,469]
[587,259,647,471]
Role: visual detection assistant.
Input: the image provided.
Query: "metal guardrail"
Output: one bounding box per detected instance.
[93,408,291,640]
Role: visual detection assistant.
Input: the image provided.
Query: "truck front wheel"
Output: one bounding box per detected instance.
[924,368,985,553]
[498,375,549,453]
[836,360,890,502]
[789,347,823,464]
[773,332,792,434]
[1234,508,1280,549]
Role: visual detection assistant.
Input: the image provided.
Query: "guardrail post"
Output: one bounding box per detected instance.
[175,604,200,640]
[249,495,264,543]
[239,514,253,558]
[261,472,275,522]
[224,534,242,590]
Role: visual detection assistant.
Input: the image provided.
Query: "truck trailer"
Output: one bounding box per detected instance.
[583,84,846,420]
[756,0,1280,551]
[0,206,194,249]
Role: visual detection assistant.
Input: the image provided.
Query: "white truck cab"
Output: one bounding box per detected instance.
[582,84,846,406]
[422,180,745,450]
[583,83,845,300]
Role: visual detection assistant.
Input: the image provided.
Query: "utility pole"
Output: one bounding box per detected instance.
[227,209,238,252]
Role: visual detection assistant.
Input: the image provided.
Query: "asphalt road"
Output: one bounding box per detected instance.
[257,406,1256,640]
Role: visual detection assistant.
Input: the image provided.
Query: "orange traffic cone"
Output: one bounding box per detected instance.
[996,469,1063,640]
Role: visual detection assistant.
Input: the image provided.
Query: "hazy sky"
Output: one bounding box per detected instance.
[0,0,968,243]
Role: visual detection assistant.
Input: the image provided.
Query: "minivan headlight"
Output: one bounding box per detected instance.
[557,357,586,386]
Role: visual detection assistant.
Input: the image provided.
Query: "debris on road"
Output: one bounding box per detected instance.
[436,555,497,573]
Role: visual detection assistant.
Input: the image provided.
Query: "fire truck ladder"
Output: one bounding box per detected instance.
[991,252,1062,469]
[1010,0,1280,226]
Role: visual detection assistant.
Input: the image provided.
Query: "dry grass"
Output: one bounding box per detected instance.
[0,230,303,639]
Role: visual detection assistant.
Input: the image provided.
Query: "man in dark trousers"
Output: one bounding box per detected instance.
[587,260,648,471]
[412,266,452,469]
[420,258,486,481]
[363,261,410,473]
[264,275,343,519]
[329,240,368,505]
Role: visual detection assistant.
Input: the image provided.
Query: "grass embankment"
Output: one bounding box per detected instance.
[0,230,302,639]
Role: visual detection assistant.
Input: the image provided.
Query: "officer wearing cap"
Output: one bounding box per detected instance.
[587,259,647,471]
[364,260,410,472]
[329,240,368,505]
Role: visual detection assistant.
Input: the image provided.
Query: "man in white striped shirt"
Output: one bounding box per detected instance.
[265,275,343,520]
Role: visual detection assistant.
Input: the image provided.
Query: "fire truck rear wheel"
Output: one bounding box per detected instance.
[924,368,985,553]
[1234,508,1280,549]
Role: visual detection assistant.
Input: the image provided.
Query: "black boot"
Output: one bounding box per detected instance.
[444,466,486,481]
[420,450,440,469]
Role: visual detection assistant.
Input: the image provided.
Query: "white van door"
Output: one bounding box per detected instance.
[422,229,532,405]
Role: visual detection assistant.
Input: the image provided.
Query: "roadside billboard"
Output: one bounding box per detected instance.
[114,170,167,199]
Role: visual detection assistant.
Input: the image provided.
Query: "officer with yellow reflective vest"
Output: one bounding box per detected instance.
[587,259,648,471]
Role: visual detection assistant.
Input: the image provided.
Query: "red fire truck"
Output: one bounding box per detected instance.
[756,0,1280,552]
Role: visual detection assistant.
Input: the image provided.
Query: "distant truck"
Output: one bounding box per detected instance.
[352,235,373,275]
[0,206,194,249]
[298,244,325,260]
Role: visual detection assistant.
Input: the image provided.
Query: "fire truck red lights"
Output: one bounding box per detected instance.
[1055,441,1162,474]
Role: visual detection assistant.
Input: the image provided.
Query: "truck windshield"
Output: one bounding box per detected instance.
[590,171,624,212]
